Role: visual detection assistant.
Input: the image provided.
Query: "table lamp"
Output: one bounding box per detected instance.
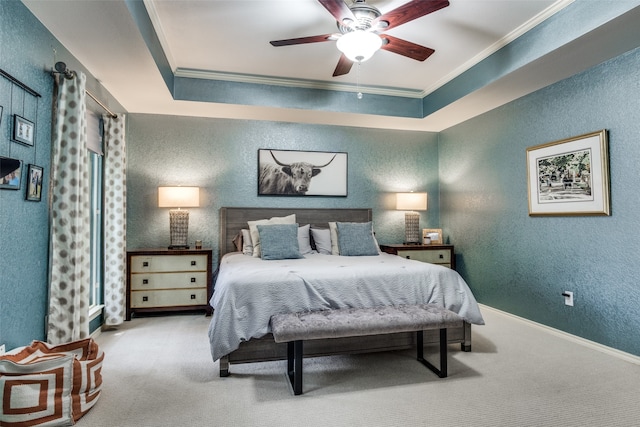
[396,192,427,244]
[158,186,200,249]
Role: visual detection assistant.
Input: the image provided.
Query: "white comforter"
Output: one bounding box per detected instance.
[208,252,484,361]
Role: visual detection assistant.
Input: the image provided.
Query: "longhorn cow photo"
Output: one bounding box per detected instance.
[257,149,347,197]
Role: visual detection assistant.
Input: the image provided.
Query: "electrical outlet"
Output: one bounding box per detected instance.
[0,344,5,355]
[562,291,574,306]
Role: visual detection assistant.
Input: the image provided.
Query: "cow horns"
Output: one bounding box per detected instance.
[269,150,337,168]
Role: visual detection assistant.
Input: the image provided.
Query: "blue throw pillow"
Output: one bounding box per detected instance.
[256,224,304,260]
[336,221,379,256]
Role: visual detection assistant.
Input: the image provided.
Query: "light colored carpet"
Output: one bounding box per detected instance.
[77,307,640,427]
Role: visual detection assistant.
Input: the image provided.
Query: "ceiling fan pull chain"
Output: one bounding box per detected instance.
[357,62,363,100]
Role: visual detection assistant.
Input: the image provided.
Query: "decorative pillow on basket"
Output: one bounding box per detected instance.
[0,338,104,426]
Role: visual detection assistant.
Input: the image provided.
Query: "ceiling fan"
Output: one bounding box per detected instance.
[269,0,450,77]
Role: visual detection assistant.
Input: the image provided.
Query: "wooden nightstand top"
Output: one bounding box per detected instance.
[127,247,212,255]
[379,244,453,251]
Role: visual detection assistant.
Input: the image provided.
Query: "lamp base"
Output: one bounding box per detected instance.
[404,211,421,244]
[169,209,190,249]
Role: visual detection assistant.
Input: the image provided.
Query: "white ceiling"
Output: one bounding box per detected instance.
[20,0,637,131]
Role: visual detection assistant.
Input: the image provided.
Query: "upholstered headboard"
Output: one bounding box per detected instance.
[219,207,372,260]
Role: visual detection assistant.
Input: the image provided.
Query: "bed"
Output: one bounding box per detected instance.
[209,207,484,376]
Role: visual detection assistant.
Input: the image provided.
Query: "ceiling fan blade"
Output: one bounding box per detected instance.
[318,0,357,24]
[270,34,335,47]
[374,0,449,31]
[332,54,354,77]
[381,35,435,61]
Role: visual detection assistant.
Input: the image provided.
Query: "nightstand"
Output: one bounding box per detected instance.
[126,248,213,320]
[379,244,455,270]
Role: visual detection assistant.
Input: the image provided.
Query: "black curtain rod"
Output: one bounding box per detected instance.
[52,62,118,119]
[0,68,41,98]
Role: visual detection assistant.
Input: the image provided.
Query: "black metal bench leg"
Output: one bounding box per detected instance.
[287,340,303,395]
[416,329,448,378]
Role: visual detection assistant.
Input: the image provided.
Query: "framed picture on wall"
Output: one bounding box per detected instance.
[12,114,35,146]
[26,164,44,201]
[526,129,610,216]
[0,156,22,190]
[257,149,348,197]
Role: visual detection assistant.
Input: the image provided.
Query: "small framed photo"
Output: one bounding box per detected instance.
[12,114,35,146]
[26,164,44,201]
[422,228,443,244]
[0,156,23,190]
[527,129,610,216]
[258,149,348,197]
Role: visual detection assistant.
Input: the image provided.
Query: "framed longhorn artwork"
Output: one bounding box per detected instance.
[258,149,347,197]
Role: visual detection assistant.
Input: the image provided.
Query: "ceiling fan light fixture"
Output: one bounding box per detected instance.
[336,30,382,63]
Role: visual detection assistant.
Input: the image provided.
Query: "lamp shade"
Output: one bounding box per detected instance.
[336,30,382,62]
[158,186,200,208]
[396,192,427,211]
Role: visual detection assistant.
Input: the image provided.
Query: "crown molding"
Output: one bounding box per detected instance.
[420,0,575,97]
[174,68,424,99]
[145,0,573,100]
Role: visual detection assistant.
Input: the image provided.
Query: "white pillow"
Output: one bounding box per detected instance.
[329,221,339,255]
[241,229,253,256]
[248,214,296,257]
[298,224,313,255]
[310,228,332,255]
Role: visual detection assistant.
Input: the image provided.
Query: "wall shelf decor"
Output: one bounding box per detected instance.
[0,67,41,153]
[26,164,43,201]
[0,68,41,98]
[0,156,22,190]
[12,115,35,146]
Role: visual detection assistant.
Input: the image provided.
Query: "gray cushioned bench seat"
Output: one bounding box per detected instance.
[270,304,463,395]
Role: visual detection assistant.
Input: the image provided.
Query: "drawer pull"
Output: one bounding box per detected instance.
[142,261,149,267]
[191,260,197,266]
[191,277,196,283]
[406,256,410,259]
[191,294,196,300]
[142,279,149,285]
[142,296,148,302]
[439,254,444,259]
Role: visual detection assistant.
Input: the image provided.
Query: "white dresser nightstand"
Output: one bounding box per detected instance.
[379,244,455,270]
[126,248,213,320]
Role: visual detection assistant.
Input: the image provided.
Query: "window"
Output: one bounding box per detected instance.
[89,152,103,308]
[87,112,103,311]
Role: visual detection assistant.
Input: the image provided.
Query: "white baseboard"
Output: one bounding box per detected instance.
[479,304,640,366]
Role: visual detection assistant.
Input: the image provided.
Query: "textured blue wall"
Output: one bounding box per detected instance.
[439,47,640,356]
[0,1,122,350]
[126,115,439,262]
[1,1,55,350]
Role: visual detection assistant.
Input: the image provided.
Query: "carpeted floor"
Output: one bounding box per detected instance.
[77,306,640,427]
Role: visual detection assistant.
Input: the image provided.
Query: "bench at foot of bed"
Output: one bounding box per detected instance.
[270,304,463,395]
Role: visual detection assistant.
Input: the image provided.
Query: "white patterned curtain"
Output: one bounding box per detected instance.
[103,114,127,326]
[47,72,90,344]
